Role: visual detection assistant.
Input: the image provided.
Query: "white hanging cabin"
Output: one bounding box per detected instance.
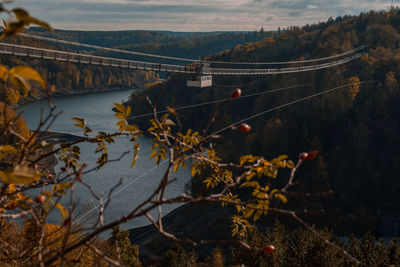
[187,63,212,88]
[187,75,212,88]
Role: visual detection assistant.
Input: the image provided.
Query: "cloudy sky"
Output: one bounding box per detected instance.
[8,0,393,31]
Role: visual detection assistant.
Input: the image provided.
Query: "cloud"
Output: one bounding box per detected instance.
[265,15,278,22]
[5,0,393,31]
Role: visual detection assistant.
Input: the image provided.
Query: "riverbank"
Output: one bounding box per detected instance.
[19,85,137,106]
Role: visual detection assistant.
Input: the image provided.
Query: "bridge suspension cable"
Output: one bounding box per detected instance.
[17,32,366,66]
[17,32,197,63]
[0,41,364,76]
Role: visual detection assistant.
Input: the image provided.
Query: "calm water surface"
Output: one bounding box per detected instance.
[19,89,190,231]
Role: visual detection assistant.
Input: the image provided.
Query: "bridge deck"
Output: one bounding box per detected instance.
[0,42,363,76]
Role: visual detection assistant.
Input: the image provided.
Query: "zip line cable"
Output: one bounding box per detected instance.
[23,160,169,263]
[23,80,377,262]
[17,32,366,66]
[209,81,377,137]
[73,160,168,225]
[126,83,308,121]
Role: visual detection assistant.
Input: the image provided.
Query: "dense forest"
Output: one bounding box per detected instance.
[0,28,273,99]
[3,7,400,265]
[127,9,400,237]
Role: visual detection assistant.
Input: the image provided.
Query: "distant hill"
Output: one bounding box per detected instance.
[1,27,273,99]
[127,9,400,235]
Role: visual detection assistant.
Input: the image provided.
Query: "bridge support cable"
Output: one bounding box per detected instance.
[17,32,366,66]
[0,41,364,76]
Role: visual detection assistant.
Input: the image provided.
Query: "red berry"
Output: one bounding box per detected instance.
[76,176,82,182]
[231,88,242,98]
[6,203,17,210]
[263,245,276,254]
[306,151,318,160]
[33,164,39,170]
[35,195,45,204]
[63,218,71,226]
[238,123,251,133]
[3,249,9,256]
[70,258,80,264]
[60,167,66,172]
[299,152,309,160]
[47,173,54,179]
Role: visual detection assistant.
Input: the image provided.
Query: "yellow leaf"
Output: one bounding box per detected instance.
[26,17,53,31]
[253,210,262,221]
[114,103,125,113]
[71,117,86,129]
[9,66,46,87]
[114,112,125,119]
[0,165,39,184]
[244,208,254,219]
[150,150,158,159]
[0,145,17,160]
[131,144,139,168]
[125,106,132,118]
[275,193,288,203]
[6,89,20,104]
[277,155,288,161]
[9,74,29,91]
[164,119,176,126]
[173,163,179,174]
[12,8,30,20]
[0,65,8,81]
[55,203,68,219]
[286,160,295,169]
[6,184,16,194]
[166,105,176,115]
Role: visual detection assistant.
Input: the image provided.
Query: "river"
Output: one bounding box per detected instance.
[19,89,191,231]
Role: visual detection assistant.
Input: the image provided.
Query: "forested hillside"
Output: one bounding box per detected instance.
[126,9,400,235]
[0,28,273,99]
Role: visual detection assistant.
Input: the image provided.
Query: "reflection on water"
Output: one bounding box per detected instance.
[20,90,190,231]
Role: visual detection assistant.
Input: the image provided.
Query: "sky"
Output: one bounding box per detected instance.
[7,0,394,32]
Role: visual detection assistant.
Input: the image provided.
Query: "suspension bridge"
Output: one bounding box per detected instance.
[0,33,366,87]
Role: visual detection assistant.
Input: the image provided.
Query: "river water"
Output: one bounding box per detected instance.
[19,89,191,231]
